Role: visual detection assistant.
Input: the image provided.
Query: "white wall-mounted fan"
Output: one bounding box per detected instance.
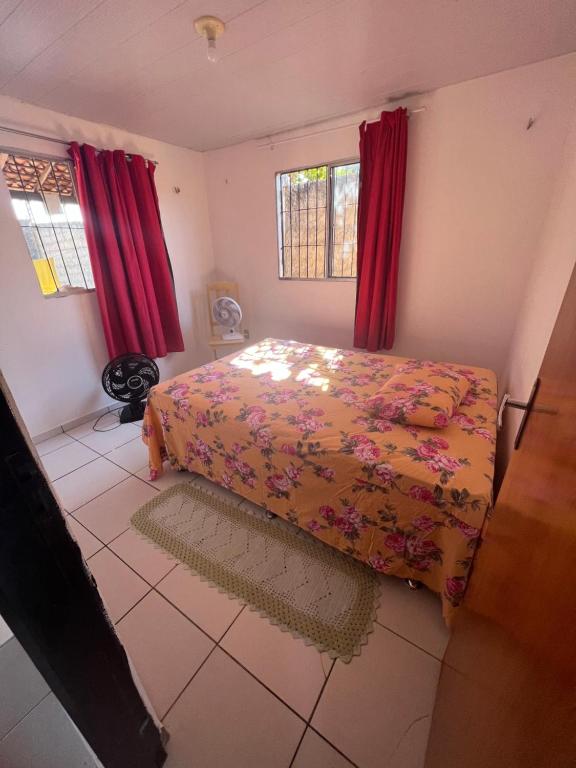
[212,296,244,340]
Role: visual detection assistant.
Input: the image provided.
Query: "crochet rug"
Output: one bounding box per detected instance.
[131,481,380,661]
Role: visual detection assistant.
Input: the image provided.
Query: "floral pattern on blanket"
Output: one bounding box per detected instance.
[143,339,497,622]
[366,363,472,428]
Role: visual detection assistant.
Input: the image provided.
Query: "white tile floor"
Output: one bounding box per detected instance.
[0,630,101,767]
[38,414,450,768]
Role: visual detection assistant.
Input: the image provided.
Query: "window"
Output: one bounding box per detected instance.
[276,161,360,279]
[1,152,94,296]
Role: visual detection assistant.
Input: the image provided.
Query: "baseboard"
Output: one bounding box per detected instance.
[32,404,117,445]
[32,425,65,445]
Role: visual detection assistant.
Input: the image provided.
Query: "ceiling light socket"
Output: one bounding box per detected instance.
[194,15,225,63]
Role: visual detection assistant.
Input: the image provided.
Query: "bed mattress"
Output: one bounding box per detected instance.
[143,339,497,621]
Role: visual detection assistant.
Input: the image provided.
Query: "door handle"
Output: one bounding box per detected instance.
[504,378,558,450]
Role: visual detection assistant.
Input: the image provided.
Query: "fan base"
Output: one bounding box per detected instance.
[221,330,244,341]
[119,401,146,424]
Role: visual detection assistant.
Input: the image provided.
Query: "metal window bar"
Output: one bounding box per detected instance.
[288,173,293,277]
[11,156,61,291]
[314,174,319,277]
[329,162,359,278]
[325,165,332,279]
[49,158,91,288]
[276,160,358,280]
[326,166,336,277]
[46,157,91,289]
[298,171,304,277]
[2,153,94,294]
[341,168,347,277]
[37,157,87,289]
[306,173,309,278]
[29,156,75,288]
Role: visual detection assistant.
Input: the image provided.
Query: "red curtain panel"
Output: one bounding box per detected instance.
[68,142,184,359]
[353,108,408,352]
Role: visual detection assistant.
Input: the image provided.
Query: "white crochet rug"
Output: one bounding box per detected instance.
[131,481,380,662]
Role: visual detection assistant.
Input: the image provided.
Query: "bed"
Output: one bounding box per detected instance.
[143,338,497,621]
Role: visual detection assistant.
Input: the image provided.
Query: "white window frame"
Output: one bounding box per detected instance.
[1,147,94,298]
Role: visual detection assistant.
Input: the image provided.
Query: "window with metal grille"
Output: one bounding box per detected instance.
[1,151,94,296]
[276,161,359,279]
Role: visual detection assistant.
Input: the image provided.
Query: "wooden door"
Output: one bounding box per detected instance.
[425,263,576,768]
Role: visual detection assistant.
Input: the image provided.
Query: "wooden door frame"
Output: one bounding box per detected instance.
[0,380,166,768]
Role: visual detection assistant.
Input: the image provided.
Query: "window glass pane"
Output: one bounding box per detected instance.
[329,162,359,278]
[1,153,93,295]
[277,165,327,278]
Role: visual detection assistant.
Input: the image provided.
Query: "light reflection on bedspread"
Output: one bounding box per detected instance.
[143,338,497,622]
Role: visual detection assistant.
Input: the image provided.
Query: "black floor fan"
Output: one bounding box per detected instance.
[101,354,160,424]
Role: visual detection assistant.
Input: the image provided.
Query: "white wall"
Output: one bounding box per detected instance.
[205,53,576,382]
[0,95,215,437]
[2,53,576,441]
[499,106,576,461]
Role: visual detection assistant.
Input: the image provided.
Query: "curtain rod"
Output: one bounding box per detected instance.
[0,124,158,165]
[256,106,426,150]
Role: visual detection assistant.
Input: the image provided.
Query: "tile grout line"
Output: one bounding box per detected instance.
[109,544,180,590]
[83,527,356,763]
[306,723,361,768]
[88,524,359,766]
[54,423,417,767]
[74,470,354,764]
[105,523,143,547]
[52,422,153,530]
[65,425,142,455]
[46,420,321,742]
[159,644,220,722]
[113,585,155,625]
[80,496,444,664]
[306,660,362,767]
[206,644,308,725]
[307,659,336,724]
[216,604,246,644]
[64,473,132,515]
[288,727,308,768]
[0,691,53,744]
[49,423,162,627]
[67,516,106,556]
[47,455,101,484]
[71,453,442,661]
[54,426,139,508]
[87,537,180,595]
[69,472,152,518]
[147,582,233,646]
[77,489,356,768]
[63,425,160,496]
[35,440,71,459]
[115,561,312,729]
[33,405,122,452]
[288,657,361,768]
[374,619,446,663]
[62,451,152,516]
[159,604,248,722]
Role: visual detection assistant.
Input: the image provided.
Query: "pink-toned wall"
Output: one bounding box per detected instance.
[2,53,575,445]
[205,53,576,384]
[499,107,576,460]
[0,95,215,437]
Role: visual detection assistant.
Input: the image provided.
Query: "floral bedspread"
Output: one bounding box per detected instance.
[143,339,497,622]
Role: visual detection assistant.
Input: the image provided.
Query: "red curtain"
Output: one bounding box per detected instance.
[354,108,408,352]
[68,142,184,359]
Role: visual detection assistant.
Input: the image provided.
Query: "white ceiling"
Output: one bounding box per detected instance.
[1,0,575,151]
